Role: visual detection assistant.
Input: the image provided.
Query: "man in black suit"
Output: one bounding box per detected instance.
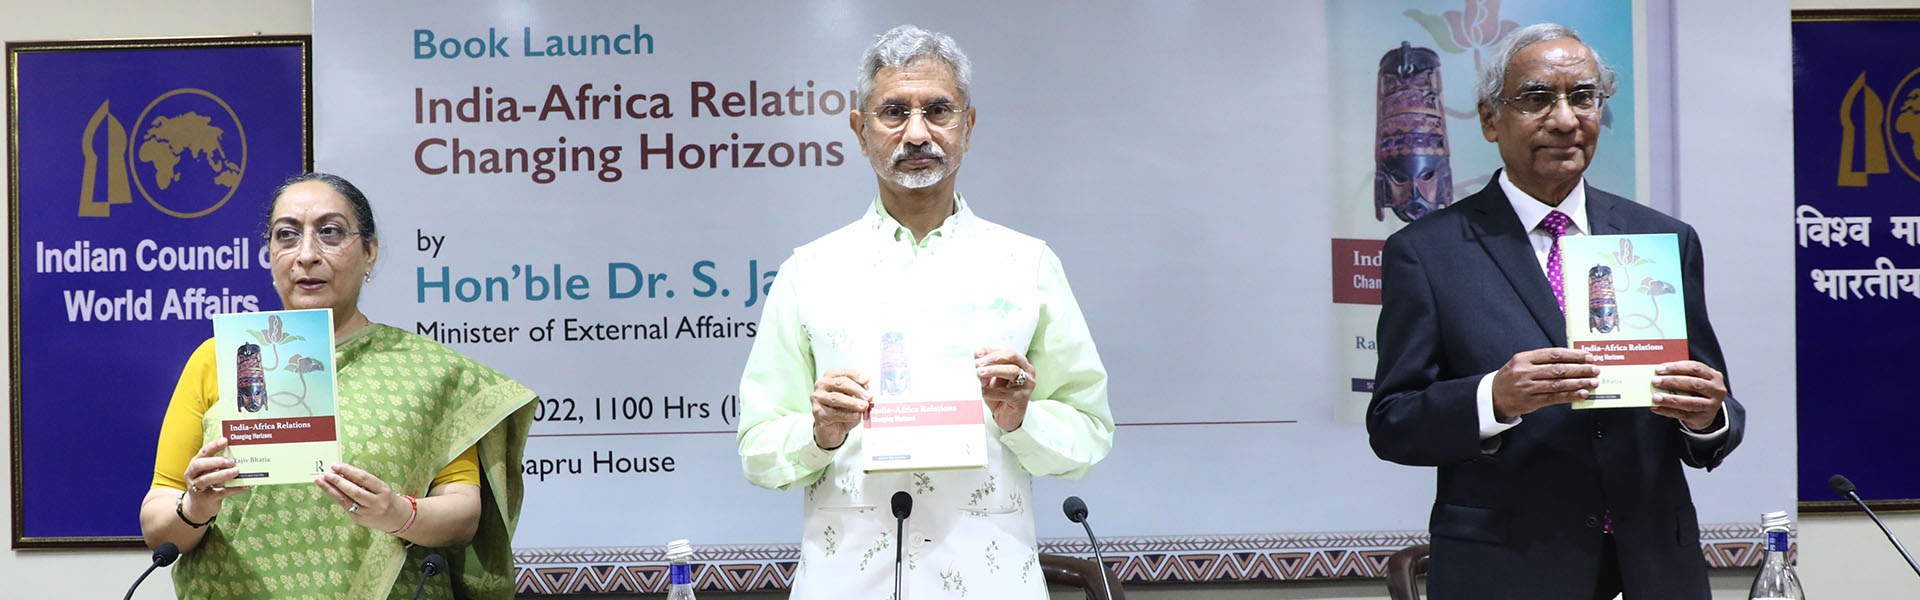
[1367,23,1744,600]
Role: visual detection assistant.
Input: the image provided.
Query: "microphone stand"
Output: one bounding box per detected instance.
[1077,518,1115,600]
[892,491,912,600]
[1842,489,1920,578]
[125,542,178,600]
[895,516,906,600]
[124,563,165,600]
[1064,497,1115,600]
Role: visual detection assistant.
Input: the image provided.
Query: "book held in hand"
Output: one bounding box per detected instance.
[210,308,341,485]
[1560,234,1689,409]
[861,303,989,472]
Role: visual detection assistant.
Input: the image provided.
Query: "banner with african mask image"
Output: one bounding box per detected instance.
[8,36,309,545]
[1326,1,1638,422]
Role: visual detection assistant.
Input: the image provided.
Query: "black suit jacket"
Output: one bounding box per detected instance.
[1367,177,1745,600]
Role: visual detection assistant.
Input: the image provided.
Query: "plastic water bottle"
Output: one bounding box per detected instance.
[666,538,697,600]
[1748,511,1806,599]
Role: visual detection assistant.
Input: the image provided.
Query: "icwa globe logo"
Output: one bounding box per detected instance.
[78,87,246,218]
[131,88,247,217]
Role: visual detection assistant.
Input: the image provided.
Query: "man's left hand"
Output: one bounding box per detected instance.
[1652,360,1727,432]
[976,348,1035,432]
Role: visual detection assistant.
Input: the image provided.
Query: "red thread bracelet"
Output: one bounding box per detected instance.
[387,494,418,535]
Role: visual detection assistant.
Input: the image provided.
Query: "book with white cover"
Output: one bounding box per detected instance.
[861,302,988,472]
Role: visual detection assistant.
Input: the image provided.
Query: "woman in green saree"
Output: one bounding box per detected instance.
[138,172,536,599]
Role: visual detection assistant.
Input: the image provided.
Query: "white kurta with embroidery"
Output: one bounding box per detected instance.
[738,195,1114,599]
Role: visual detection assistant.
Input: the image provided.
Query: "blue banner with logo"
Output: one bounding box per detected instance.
[1792,13,1920,509]
[8,37,308,544]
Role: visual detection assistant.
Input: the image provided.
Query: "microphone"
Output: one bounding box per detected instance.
[893,490,913,520]
[1063,496,1115,600]
[411,553,447,600]
[1830,474,1920,578]
[124,542,180,600]
[892,491,912,600]
[1064,496,1089,523]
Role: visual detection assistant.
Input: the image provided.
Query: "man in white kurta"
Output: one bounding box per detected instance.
[736,25,1113,600]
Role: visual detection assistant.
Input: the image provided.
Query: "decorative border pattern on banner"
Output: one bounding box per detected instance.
[512,524,1767,593]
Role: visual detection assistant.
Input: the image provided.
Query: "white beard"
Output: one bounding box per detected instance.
[889,167,947,189]
[879,141,956,189]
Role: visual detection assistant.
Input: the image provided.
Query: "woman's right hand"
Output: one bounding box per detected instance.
[180,437,249,521]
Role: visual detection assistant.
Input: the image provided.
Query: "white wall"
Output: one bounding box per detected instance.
[0,0,1879,598]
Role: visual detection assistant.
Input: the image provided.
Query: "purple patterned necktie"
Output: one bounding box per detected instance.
[1540,210,1573,313]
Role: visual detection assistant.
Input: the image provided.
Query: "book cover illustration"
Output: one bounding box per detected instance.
[861,302,988,473]
[210,309,340,485]
[1560,234,1689,409]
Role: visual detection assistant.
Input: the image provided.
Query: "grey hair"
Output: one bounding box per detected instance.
[855,24,973,109]
[267,172,377,251]
[1474,23,1618,116]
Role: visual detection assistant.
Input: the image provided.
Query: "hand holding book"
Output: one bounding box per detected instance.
[1489,347,1602,419]
[178,436,251,524]
[811,370,872,450]
[315,462,409,532]
[975,348,1035,432]
[1651,360,1728,431]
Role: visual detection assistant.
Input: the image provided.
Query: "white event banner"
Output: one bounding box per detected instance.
[313,1,1791,593]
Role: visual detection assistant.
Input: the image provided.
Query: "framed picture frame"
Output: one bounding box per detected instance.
[8,34,311,547]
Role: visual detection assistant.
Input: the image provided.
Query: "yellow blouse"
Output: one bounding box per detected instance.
[151,338,479,491]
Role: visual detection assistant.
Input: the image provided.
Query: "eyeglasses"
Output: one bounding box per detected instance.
[861,102,969,130]
[1499,89,1608,115]
[270,223,363,254]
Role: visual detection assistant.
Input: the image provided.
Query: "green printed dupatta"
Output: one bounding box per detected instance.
[176,324,536,599]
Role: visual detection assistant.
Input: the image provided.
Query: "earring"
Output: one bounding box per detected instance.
[364,273,372,282]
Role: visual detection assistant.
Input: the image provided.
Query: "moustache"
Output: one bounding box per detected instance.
[890,142,946,164]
